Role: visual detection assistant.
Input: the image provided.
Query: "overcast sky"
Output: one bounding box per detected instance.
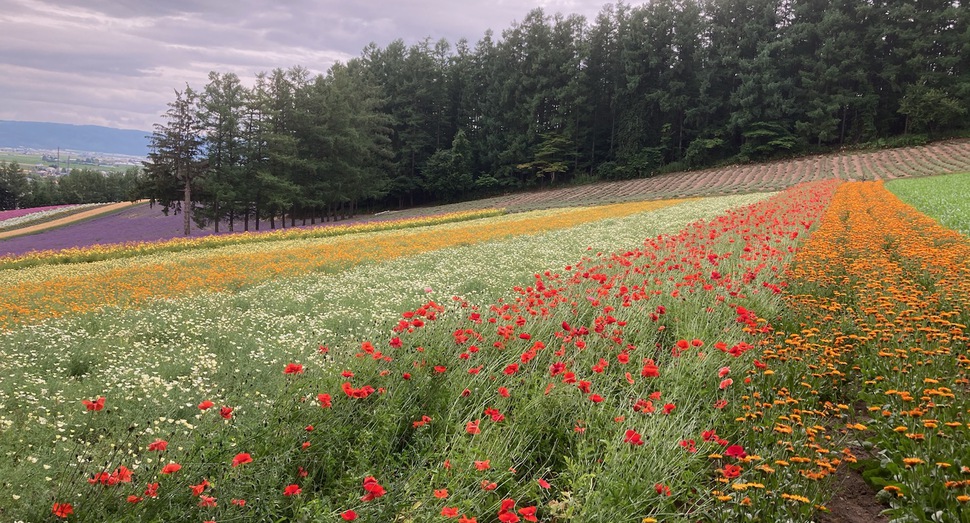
[0,0,623,132]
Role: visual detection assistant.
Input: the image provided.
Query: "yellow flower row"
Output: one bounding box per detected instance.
[0,198,691,330]
[0,208,506,270]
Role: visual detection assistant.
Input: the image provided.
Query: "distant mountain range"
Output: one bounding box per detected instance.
[0,120,150,157]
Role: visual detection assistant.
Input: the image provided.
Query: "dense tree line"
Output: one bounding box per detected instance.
[0,162,141,211]
[147,0,969,234]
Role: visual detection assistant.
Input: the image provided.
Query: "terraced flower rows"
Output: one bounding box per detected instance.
[3,171,970,522]
[475,139,970,210]
[0,201,687,329]
[774,181,970,521]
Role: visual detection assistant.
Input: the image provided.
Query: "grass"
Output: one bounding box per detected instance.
[886,172,970,237]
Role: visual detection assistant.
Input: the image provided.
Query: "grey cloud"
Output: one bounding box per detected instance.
[2,0,620,131]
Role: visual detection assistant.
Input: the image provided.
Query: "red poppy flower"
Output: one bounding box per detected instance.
[662,403,676,414]
[549,361,566,376]
[52,503,73,519]
[127,495,142,503]
[722,464,742,478]
[641,360,659,378]
[441,506,460,517]
[434,488,449,499]
[361,476,386,501]
[481,480,498,490]
[589,394,604,403]
[113,465,133,483]
[498,386,510,397]
[518,506,538,522]
[538,478,551,489]
[459,516,478,523]
[82,396,105,411]
[318,393,332,408]
[719,378,733,390]
[466,420,481,434]
[484,408,505,422]
[283,484,302,496]
[220,406,234,419]
[198,400,214,410]
[161,462,181,475]
[725,445,747,459]
[474,459,491,471]
[283,363,304,374]
[147,438,168,451]
[654,483,671,496]
[231,498,246,506]
[144,482,159,497]
[341,509,358,521]
[190,479,209,496]
[198,495,217,507]
[231,452,253,467]
[624,429,645,446]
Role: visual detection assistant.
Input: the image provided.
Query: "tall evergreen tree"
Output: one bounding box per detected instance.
[145,86,206,236]
[199,71,246,231]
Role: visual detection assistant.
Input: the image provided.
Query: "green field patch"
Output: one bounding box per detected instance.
[887,172,970,236]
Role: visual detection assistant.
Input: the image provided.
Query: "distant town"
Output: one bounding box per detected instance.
[0,147,144,176]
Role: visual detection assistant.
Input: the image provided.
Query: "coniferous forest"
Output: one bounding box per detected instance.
[144,0,970,232]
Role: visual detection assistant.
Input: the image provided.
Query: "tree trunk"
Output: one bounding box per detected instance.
[183,175,191,236]
[214,197,220,234]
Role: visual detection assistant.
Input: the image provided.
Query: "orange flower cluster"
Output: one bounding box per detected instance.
[775,181,970,516]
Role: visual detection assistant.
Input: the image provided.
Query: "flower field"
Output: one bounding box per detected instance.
[0,204,105,233]
[0,200,689,329]
[1,173,969,522]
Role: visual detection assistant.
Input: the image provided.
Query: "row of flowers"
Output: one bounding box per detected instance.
[0,208,506,269]
[0,200,684,329]
[0,203,104,231]
[773,181,970,519]
[41,183,846,521]
[3,193,766,520]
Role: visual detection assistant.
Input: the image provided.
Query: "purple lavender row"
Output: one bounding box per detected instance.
[0,202,384,258]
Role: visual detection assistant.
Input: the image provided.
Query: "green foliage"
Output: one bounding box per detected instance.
[0,161,28,210]
[898,84,968,134]
[135,0,970,216]
[739,122,799,162]
[886,172,970,237]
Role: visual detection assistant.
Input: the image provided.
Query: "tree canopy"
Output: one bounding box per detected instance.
[141,0,968,233]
